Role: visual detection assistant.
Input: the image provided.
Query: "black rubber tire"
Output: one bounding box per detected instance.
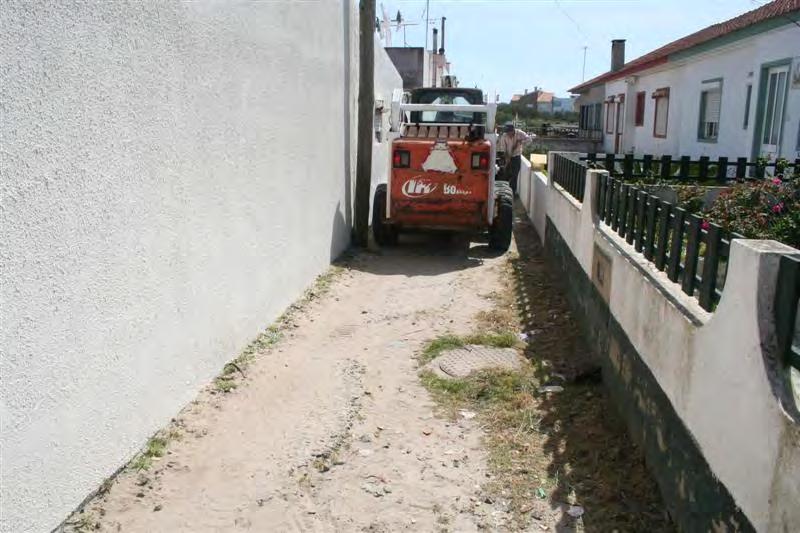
[489,182,513,252]
[372,185,398,246]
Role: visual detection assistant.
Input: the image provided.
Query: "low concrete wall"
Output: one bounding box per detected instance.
[529,137,602,155]
[518,152,800,532]
[515,158,547,241]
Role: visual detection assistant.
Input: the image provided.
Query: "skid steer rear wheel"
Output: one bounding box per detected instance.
[489,182,513,252]
[372,184,398,246]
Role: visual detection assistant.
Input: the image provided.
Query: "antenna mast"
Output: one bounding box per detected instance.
[581,46,587,81]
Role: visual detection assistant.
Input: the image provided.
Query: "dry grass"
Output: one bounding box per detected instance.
[419,210,673,532]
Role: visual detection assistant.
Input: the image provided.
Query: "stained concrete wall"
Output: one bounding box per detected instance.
[385,47,427,89]
[0,2,399,532]
[518,153,800,531]
[516,158,546,241]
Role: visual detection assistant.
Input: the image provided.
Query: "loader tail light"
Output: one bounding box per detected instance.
[393,150,410,168]
[471,152,490,170]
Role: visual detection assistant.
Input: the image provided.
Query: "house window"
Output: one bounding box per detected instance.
[762,66,789,146]
[652,88,670,138]
[594,103,602,131]
[605,102,614,134]
[634,91,646,126]
[743,84,752,129]
[698,80,722,141]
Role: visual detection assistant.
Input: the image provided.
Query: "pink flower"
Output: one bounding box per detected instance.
[772,178,782,185]
[772,202,785,214]
[701,220,710,231]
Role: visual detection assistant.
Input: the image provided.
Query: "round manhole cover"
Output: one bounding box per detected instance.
[433,345,523,378]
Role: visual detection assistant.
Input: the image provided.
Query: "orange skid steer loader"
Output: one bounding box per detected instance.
[372,87,513,251]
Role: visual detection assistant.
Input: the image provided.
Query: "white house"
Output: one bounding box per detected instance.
[571,0,800,162]
[552,96,576,114]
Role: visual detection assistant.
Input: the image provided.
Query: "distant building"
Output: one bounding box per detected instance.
[510,88,574,115]
[385,27,451,89]
[511,88,553,113]
[570,0,800,159]
[384,48,429,89]
[553,96,575,114]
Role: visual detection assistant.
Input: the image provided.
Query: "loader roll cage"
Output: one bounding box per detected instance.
[390,102,497,133]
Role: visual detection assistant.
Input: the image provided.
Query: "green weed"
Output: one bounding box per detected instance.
[214,376,237,393]
[129,436,170,471]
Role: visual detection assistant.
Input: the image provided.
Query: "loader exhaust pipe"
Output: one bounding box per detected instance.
[439,17,446,55]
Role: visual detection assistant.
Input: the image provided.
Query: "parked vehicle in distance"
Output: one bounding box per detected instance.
[373,87,513,251]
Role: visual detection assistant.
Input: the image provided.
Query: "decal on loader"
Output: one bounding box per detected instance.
[401,178,438,198]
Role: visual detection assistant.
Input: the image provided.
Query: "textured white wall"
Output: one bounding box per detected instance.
[521,157,800,531]
[0,2,399,532]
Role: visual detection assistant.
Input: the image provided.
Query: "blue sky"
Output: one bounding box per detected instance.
[380,0,766,101]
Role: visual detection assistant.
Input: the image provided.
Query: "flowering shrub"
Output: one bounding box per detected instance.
[705,176,800,248]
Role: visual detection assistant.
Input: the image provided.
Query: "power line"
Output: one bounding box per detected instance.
[553,0,588,42]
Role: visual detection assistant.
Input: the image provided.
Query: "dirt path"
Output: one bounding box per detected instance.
[73,232,515,532]
[70,209,670,533]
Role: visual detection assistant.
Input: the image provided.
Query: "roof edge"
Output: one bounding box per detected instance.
[568,2,800,94]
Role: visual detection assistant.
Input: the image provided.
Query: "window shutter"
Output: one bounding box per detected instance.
[635,92,645,126]
[703,90,721,123]
[654,96,669,137]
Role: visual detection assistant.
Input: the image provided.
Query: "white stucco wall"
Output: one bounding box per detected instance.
[0,2,400,532]
[518,155,800,531]
[605,23,800,161]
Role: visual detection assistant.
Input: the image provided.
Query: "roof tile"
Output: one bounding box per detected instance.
[570,0,800,93]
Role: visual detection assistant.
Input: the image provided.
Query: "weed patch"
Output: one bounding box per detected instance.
[129,435,171,471]
[214,376,237,393]
[418,331,519,366]
[419,335,465,365]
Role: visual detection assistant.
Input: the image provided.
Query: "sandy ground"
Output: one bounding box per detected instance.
[73,232,518,532]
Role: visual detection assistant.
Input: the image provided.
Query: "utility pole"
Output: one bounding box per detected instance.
[354,0,375,247]
[581,46,588,82]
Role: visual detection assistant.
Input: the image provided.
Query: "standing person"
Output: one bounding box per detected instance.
[497,122,532,194]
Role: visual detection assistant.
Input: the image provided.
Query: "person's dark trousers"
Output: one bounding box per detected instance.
[508,155,521,195]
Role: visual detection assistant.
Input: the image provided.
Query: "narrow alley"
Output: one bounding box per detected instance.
[67,210,670,533]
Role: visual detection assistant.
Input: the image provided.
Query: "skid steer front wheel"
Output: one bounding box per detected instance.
[489,182,513,252]
[372,184,398,246]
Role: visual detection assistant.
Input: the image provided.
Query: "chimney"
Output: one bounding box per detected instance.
[439,17,446,54]
[611,39,626,72]
[432,28,438,54]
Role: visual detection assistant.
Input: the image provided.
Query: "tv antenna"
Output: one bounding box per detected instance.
[581,46,588,81]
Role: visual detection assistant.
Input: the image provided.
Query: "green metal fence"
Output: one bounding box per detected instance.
[584,153,800,182]
[552,153,586,202]
[596,173,741,312]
